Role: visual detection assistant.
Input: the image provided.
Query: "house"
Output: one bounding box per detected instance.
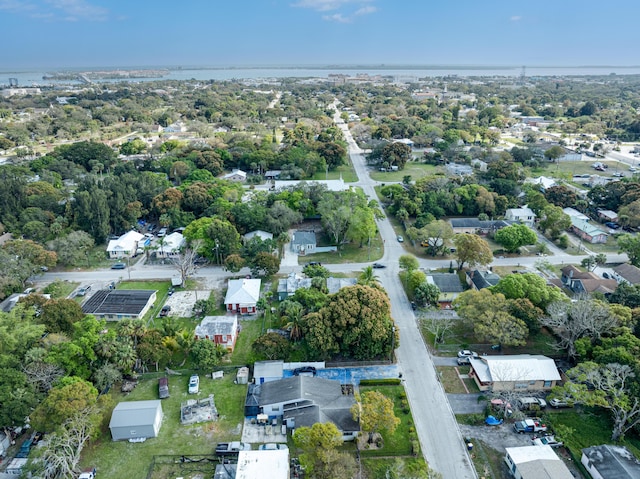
[393,138,414,148]
[449,218,512,235]
[468,354,561,392]
[581,445,640,479]
[109,400,163,441]
[427,273,464,308]
[466,269,501,290]
[264,170,282,180]
[569,218,608,244]
[526,176,556,192]
[81,290,157,320]
[562,207,589,222]
[471,158,488,172]
[0,292,51,313]
[107,230,146,259]
[194,315,239,351]
[236,449,289,479]
[225,278,261,315]
[445,163,473,177]
[253,360,285,384]
[559,265,618,295]
[155,232,185,259]
[290,231,316,255]
[504,445,573,479]
[326,277,358,295]
[243,230,274,242]
[277,272,313,301]
[613,263,640,285]
[244,376,359,441]
[597,209,619,223]
[222,169,247,182]
[505,206,536,227]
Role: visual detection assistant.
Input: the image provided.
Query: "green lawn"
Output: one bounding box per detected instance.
[116,280,171,325]
[436,366,468,394]
[529,160,625,180]
[81,372,248,479]
[42,279,79,298]
[370,162,443,182]
[306,232,384,264]
[310,163,359,183]
[362,457,433,479]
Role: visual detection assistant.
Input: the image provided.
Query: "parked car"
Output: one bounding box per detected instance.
[517,397,547,410]
[188,375,199,394]
[215,442,251,457]
[531,435,562,447]
[397,235,404,242]
[549,397,573,408]
[605,222,620,229]
[293,366,316,376]
[457,356,471,365]
[77,285,91,296]
[372,263,386,269]
[602,272,610,279]
[513,418,548,434]
[111,263,126,270]
[157,227,168,237]
[160,305,171,317]
[158,377,169,399]
[457,350,479,359]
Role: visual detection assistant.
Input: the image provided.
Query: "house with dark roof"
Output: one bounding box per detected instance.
[427,273,464,308]
[613,263,640,285]
[277,272,313,301]
[581,445,640,479]
[290,231,316,255]
[466,269,501,290]
[81,290,157,320]
[449,218,512,235]
[560,265,618,295]
[194,315,239,351]
[109,400,163,441]
[244,376,359,441]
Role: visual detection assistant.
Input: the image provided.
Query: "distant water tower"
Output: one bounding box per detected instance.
[9,78,18,87]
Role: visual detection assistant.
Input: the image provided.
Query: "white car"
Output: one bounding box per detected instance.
[457,350,479,359]
[188,375,199,394]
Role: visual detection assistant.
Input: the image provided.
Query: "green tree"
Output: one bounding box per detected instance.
[538,205,571,239]
[474,309,529,346]
[191,339,226,370]
[381,142,412,169]
[399,254,419,272]
[41,298,85,334]
[494,224,537,253]
[249,252,280,278]
[618,234,640,266]
[543,145,565,162]
[414,282,440,307]
[491,273,565,309]
[184,216,241,261]
[358,265,381,288]
[293,422,355,479]
[48,230,94,267]
[265,201,303,236]
[352,390,400,439]
[453,234,493,270]
[0,368,38,428]
[252,332,291,360]
[31,379,98,432]
[224,254,246,273]
[316,141,346,170]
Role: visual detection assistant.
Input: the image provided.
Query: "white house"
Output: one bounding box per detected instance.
[469,354,561,392]
[505,206,536,227]
[222,169,247,182]
[504,445,573,479]
[236,449,289,479]
[225,278,261,315]
[155,232,185,259]
[526,176,556,192]
[243,230,274,242]
[107,231,145,259]
[581,445,640,479]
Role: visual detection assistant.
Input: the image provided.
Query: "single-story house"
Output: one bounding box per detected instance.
[264,170,282,180]
[505,206,536,227]
[290,231,316,255]
[427,273,464,308]
[468,354,561,392]
[449,218,512,235]
[326,277,357,295]
[0,292,51,313]
[155,232,185,259]
[253,360,284,384]
[581,445,640,479]
[597,209,618,223]
[570,218,608,244]
[107,230,146,259]
[225,278,261,315]
[613,263,640,285]
[445,163,473,177]
[562,207,589,222]
[221,169,247,182]
[236,449,289,479]
[392,138,414,148]
[109,400,163,441]
[560,265,618,295]
[244,376,359,441]
[277,272,312,301]
[526,176,556,192]
[243,230,274,242]
[81,290,157,321]
[194,315,239,351]
[466,269,501,290]
[504,445,573,479]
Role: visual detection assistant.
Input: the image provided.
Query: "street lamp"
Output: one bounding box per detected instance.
[390,326,396,363]
[214,239,220,265]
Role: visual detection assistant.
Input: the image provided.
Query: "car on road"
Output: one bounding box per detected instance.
[160,305,171,317]
[457,350,479,359]
[613,172,624,177]
[111,263,126,269]
[397,235,404,242]
[549,397,573,408]
[188,375,199,394]
[372,263,386,269]
[77,285,91,296]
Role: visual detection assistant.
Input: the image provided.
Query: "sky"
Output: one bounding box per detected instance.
[1,0,639,70]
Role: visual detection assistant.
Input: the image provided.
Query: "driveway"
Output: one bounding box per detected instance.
[447,394,484,414]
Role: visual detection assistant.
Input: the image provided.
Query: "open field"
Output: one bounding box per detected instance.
[370,161,442,182]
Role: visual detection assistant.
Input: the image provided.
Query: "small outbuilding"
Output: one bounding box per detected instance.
[109,400,163,441]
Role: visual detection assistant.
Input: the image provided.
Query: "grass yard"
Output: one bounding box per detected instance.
[436,366,468,394]
[310,163,359,183]
[81,372,248,479]
[116,280,171,325]
[370,162,443,182]
[42,279,79,298]
[307,231,384,264]
[229,318,265,366]
[468,439,505,479]
[529,160,625,180]
[361,457,433,479]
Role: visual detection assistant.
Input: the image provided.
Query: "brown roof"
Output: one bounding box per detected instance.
[561,265,598,280]
[613,263,640,284]
[577,279,618,294]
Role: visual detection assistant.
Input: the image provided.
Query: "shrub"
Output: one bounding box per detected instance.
[359,378,402,386]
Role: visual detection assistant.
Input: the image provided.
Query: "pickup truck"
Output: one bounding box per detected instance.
[215,441,251,457]
[79,467,96,479]
[513,418,548,434]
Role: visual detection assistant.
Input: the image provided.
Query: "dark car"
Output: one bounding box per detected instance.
[307,262,321,267]
[605,222,620,229]
[158,377,169,399]
[160,305,171,317]
[111,263,126,270]
[293,366,317,376]
[602,272,610,279]
[372,263,386,269]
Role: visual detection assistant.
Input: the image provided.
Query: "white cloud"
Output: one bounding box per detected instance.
[294,0,376,23]
[0,0,36,13]
[355,5,376,15]
[294,0,371,12]
[46,0,109,21]
[510,15,522,21]
[322,12,350,23]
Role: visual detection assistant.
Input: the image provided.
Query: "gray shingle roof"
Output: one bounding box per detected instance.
[467,270,501,290]
[291,231,316,246]
[82,290,156,315]
[614,263,640,285]
[429,273,464,293]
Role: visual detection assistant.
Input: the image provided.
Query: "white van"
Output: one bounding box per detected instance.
[157,228,167,237]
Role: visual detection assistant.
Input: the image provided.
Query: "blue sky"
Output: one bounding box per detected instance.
[1,0,639,69]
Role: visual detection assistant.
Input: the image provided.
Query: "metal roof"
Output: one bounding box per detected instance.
[470,355,561,384]
[109,400,162,428]
[82,290,156,315]
[428,273,464,293]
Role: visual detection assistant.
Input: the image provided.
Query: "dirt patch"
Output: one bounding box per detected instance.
[163,291,199,317]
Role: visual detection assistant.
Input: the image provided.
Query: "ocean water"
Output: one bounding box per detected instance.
[3,65,640,86]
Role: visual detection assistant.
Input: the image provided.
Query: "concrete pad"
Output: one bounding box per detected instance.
[162,290,198,317]
[241,418,287,444]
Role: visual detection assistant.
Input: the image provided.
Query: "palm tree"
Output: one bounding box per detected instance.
[358,265,380,287]
[175,330,195,367]
[282,302,304,342]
